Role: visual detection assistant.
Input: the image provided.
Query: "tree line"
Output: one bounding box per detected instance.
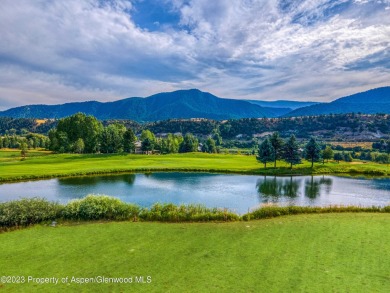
[257,133,338,168]
[47,113,206,154]
[257,132,390,168]
[2,113,389,143]
[0,133,49,150]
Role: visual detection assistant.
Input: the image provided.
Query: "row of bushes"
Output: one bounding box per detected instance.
[1,195,389,230]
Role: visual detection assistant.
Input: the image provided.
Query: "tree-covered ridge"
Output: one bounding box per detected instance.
[1,113,389,142]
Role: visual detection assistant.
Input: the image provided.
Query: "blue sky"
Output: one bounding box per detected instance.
[0,0,389,110]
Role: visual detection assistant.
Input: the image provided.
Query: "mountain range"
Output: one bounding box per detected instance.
[0,89,298,121]
[285,87,390,117]
[0,87,389,121]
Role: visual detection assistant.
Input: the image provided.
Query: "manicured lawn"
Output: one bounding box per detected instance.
[0,213,389,292]
[0,150,388,182]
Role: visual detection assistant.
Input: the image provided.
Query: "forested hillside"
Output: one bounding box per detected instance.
[2,114,388,142]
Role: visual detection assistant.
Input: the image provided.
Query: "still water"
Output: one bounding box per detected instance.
[0,173,389,214]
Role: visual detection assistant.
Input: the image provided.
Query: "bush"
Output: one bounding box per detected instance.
[245,205,386,220]
[62,195,140,221]
[0,198,62,228]
[139,203,239,222]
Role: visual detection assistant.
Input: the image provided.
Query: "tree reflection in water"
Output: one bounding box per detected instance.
[256,176,299,204]
[257,176,333,203]
[305,176,333,199]
[59,174,136,186]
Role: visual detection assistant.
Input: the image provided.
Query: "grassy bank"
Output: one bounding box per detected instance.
[0,150,388,182]
[1,196,389,230]
[0,213,389,292]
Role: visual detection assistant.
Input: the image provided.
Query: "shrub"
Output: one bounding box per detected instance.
[245,205,386,220]
[0,198,62,228]
[62,195,140,221]
[139,203,239,222]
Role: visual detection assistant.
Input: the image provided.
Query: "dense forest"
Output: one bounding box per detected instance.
[1,113,389,142]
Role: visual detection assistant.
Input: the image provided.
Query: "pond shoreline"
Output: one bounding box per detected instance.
[1,167,389,184]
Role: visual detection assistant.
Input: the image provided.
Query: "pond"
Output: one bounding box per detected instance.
[0,173,389,214]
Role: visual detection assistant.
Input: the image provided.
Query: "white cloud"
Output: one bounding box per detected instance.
[0,0,389,110]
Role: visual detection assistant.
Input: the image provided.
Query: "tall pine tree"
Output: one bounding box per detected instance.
[305,137,322,168]
[257,138,275,168]
[270,132,284,168]
[283,135,301,169]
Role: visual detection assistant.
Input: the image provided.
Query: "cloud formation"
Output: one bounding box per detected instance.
[0,0,389,110]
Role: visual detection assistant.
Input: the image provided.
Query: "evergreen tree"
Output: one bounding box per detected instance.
[270,132,284,168]
[257,138,274,168]
[283,135,301,169]
[123,128,136,153]
[305,137,322,167]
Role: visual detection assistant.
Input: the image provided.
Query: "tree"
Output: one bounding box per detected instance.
[141,130,156,153]
[270,132,284,168]
[179,133,198,153]
[123,128,136,153]
[322,146,334,163]
[141,137,154,153]
[167,134,182,154]
[100,124,126,153]
[333,152,343,163]
[375,153,389,164]
[73,138,85,154]
[202,137,217,153]
[305,137,322,168]
[343,152,353,162]
[283,135,301,169]
[53,113,103,153]
[257,138,274,168]
[20,141,28,159]
[140,129,156,142]
[212,129,223,146]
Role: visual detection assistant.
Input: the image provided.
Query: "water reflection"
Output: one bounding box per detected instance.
[58,174,136,186]
[256,176,299,198]
[257,176,333,202]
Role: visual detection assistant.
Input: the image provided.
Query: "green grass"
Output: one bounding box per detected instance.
[0,213,389,292]
[0,150,388,182]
